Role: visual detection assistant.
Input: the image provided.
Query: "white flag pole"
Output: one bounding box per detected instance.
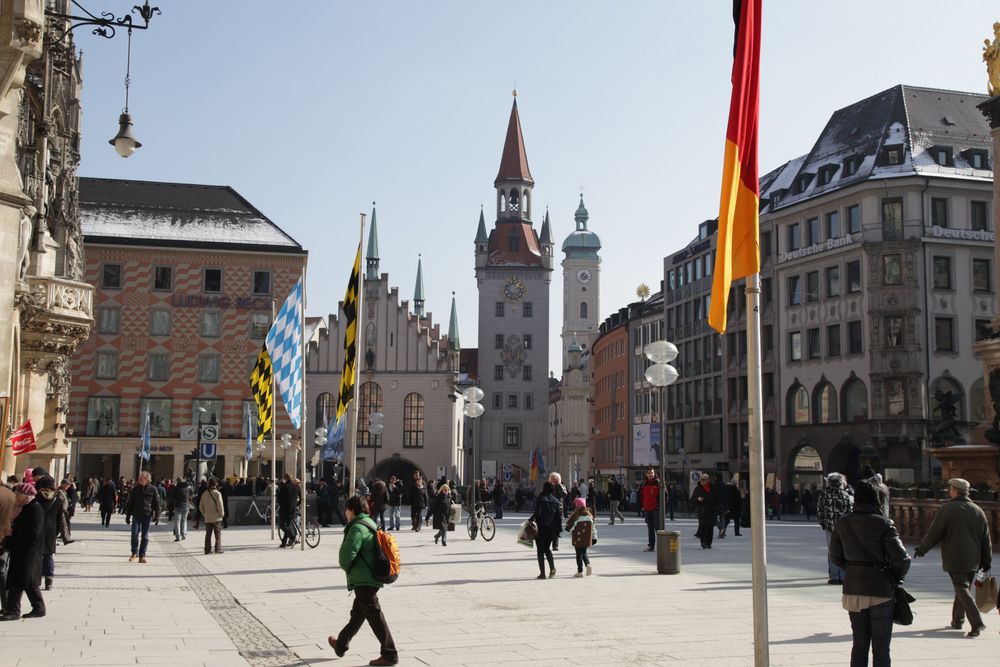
[348,212,365,496]
[746,273,769,666]
[270,298,277,541]
[300,270,308,551]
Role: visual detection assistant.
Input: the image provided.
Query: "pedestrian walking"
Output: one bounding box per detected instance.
[408,474,427,532]
[531,481,562,579]
[691,473,720,549]
[277,473,300,548]
[328,495,398,666]
[221,478,233,529]
[370,479,388,531]
[0,481,15,611]
[548,472,567,551]
[491,479,504,519]
[57,479,75,544]
[317,480,333,527]
[817,473,853,584]
[0,484,45,620]
[200,478,225,555]
[387,476,403,531]
[124,471,160,563]
[914,477,992,637]
[829,479,910,667]
[34,477,61,591]
[719,478,742,537]
[192,479,207,530]
[565,497,594,577]
[607,475,626,525]
[98,478,116,527]
[639,469,661,552]
[431,484,452,547]
[170,478,192,541]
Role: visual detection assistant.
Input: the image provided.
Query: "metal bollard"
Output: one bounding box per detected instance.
[656,530,681,574]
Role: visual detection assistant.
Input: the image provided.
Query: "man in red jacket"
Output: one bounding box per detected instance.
[640,469,662,552]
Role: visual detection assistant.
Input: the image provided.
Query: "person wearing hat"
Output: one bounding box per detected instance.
[0,483,45,619]
[34,476,62,591]
[817,473,853,585]
[915,477,992,637]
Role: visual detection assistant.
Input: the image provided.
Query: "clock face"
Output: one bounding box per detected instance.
[503,277,526,300]
[576,268,593,284]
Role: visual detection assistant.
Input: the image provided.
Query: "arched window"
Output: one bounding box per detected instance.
[580,302,589,319]
[787,383,810,425]
[792,446,822,473]
[842,377,868,422]
[509,189,520,212]
[523,189,531,218]
[403,393,424,448]
[357,381,383,448]
[930,376,964,422]
[316,392,336,433]
[970,377,986,424]
[813,382,838,424]
[500,192,506,212]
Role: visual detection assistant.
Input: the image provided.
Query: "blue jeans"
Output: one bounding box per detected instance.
[389,506,401,531]
[848,600,893,667]
[826,530,845,581]
[173,509,189,538]
[42,553,54,577]
[131,515,152,556]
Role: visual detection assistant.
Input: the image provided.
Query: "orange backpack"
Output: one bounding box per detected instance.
[359,522,400,584]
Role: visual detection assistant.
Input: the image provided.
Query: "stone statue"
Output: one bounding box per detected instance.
[984,21,1000,96]
[986,369,1000,445]
[16,205,36,281]
[929,389,963,445]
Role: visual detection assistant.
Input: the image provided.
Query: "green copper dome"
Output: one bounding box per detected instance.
[561,194,601,259]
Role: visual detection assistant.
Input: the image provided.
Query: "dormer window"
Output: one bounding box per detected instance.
[883,145,904,166]
[931,146,953,167]
[508,236,520,252]
[843,156,862,177]
[965,149,989,170]
[770,188,786,206]
[817,164,839,187]
[794,173,814,194]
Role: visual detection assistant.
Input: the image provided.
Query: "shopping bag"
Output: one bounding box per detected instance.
[516,519,536,548]
[975,574,998,613]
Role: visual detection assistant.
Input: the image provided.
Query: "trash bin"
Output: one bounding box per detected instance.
[656,530,680,574]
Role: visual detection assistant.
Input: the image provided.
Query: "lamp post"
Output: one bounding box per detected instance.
[644,340,679,533]
[678,447,687,514]
[194,407,207,483]
[367,412,384,481]
[462,386,484,516]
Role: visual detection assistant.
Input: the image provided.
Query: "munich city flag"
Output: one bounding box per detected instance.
[336,244,362,424]
[250,343,274,442]
[709,0,762,334]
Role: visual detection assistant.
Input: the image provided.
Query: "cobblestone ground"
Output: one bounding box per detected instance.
[3,508,998,666]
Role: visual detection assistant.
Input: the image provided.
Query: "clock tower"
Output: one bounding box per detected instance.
[474,94,553,482]
[561,194,602,360]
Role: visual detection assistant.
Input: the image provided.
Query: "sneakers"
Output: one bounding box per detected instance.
[327,635,346,657]
[967,624,987,638]
[138,556,147,564]
[586,564,592,576]
[129,554,138,562]
[549,568,556,578]
[574,572,584,578]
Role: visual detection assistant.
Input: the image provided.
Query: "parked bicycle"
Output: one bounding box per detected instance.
[467,502,496,541]
[245,496,273,524]
[278,510,321,548]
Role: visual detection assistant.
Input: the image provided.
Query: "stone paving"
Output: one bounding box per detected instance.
[3,508,998,666]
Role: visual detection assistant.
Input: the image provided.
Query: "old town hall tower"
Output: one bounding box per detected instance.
[474,95,553,478]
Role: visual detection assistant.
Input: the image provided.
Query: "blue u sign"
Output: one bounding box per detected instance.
[200,443,218,459]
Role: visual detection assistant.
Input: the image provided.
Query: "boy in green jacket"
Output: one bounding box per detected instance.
[328,495,398,666]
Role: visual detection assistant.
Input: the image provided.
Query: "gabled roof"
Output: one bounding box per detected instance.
[79,177,304,253]
[494,98,533,186]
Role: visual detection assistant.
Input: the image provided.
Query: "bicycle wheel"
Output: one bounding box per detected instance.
[264,505,273,525]
[467,514,478,540]
[480,516,496,542]
[304,519,321,548]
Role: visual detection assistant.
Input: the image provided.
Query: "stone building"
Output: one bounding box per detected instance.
[589,306,629,482]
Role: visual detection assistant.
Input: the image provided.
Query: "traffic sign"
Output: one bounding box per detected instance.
[503,464,512,482]
[200,424,219,441]
[200,442,218,459]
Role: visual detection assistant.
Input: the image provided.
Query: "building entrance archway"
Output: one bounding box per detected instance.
[827,439,862,485]
[788,444,823,494]
[371,457,426,485]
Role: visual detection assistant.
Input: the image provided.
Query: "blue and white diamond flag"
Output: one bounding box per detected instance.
[265,278,304,429]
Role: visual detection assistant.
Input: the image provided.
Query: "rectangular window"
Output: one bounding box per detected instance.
[847,320,863,354]
[203,268,222,293]
[882,254,902,285]
[102,263,122,289]
[522,302,533,317]
[523,334,532,349]
[885,146,903,166]
[148,353,169,381]
[96,351,118,379]
[201,311,222,338]
[826,211,840,239]
[932,256,952,290]
[807,217,820,246]
[762,277,772,306]
[973,258,992,292]
[935,317,955,352]
[787,222,801,251]
[807,328,821,359]
[761,231,771,260]
[789,332,802,361]
[525,393,534,410]
[150,310,171,336]
[787,275,801,306]
[882,198,903,241]
[153,266,173,291]
[198,355,221,382]
[886,379,906,416]
[192,399,222,426]
[523,365,532,381]
[827,324,841,357]
[805,271,820,302]
[885,316,903,347]
[931,197,948,227]
[494,365,504,381]
[847,204,861,234]
[140,398,172,437]
[252,270,271,295]
[847,261,862,293]
[504,425,521,449]
[508,394,518,409]
[250,313,270,339]
[495,334,504,349]
[495,302,505,317]
[826,266,841,297]
[971,201,990,232]
[96,307,120,334]
[86,397,120,436]
[976,319,993,342]
[493,393,502,409]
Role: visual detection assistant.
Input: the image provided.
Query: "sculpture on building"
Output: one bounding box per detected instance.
[16,205,35,280]
[984,21,1000,96]
[929,389,964,445]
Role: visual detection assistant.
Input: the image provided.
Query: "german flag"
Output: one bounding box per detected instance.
[709,0,761,334]
[336,244,362,423]
[249,344,273,442]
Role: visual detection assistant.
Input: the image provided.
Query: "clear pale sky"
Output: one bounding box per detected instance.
[76,1,999,374]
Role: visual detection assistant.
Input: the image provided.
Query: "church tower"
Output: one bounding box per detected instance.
[474,93,553,481]
[561,194,601,361]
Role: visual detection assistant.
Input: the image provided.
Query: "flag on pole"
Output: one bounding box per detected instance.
[708,0,762,334]
[324,415,346,462]
[336,244,362,423]
[536,447,546,477]
[245,407,254,461]
[139,411,151,461]
[529,448,538,482]
[10,420,36,456]
[250,343,273,442]
[265,278,304,429]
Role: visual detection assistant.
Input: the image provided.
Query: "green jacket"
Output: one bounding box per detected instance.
[916,496,992,573]
[339,514,382,590]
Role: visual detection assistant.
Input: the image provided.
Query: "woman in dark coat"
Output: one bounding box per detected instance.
[531,481,563,579]
[98,478,117,527]
[1,484,45,620]
[370,479,388,531]
[431,484,452,547]
[409,476,427,532]
[34,476,62,591]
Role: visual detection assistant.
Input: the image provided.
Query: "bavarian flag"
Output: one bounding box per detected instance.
[250,343,273,442]
[709,0,761,334]
[336,244,362,423]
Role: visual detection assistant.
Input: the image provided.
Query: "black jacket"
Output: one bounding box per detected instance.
[4,499,43,587]
[409,484,428,510]
[98,481,117,511]
[690,483,720,520]
[830,504,911,598]
[608,481,623,501]
[724,484,743,514]
[388,480,404,506]
[36,493,62,556]
[277,481,300,514]
[170,483,193,511]
[125,483,160,520]
[532,493,563,532]
[431,492,452,529]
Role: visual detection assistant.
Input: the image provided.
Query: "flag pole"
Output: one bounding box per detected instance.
[746,273,769,666]
[348,212,365,496]
[300,267,308,551]
[270,298,277,541]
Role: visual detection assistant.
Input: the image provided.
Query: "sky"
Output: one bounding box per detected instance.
[76,1,999,374]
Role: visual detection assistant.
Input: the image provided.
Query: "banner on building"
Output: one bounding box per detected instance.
[632,423,660,468]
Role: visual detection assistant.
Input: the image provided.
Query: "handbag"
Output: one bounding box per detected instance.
[975,572,998,613]
[842,519,914,625]
[516,520,535,548]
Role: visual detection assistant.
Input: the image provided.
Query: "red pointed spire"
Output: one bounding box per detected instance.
[494,96,533,186]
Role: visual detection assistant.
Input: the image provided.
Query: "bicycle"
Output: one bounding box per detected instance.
[467,502,495,541]
[245,496,273,524]
[278,511,321,548]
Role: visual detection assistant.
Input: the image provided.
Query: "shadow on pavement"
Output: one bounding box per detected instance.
[772,627,965,645]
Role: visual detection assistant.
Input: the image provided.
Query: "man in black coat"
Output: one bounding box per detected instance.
[125,471,160,563]
[276,474,300,547]
[1,484,45,620]
[221,479,233,529]
[34,477,62,591]
[719,479,743,538]
[690,473,720,549]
